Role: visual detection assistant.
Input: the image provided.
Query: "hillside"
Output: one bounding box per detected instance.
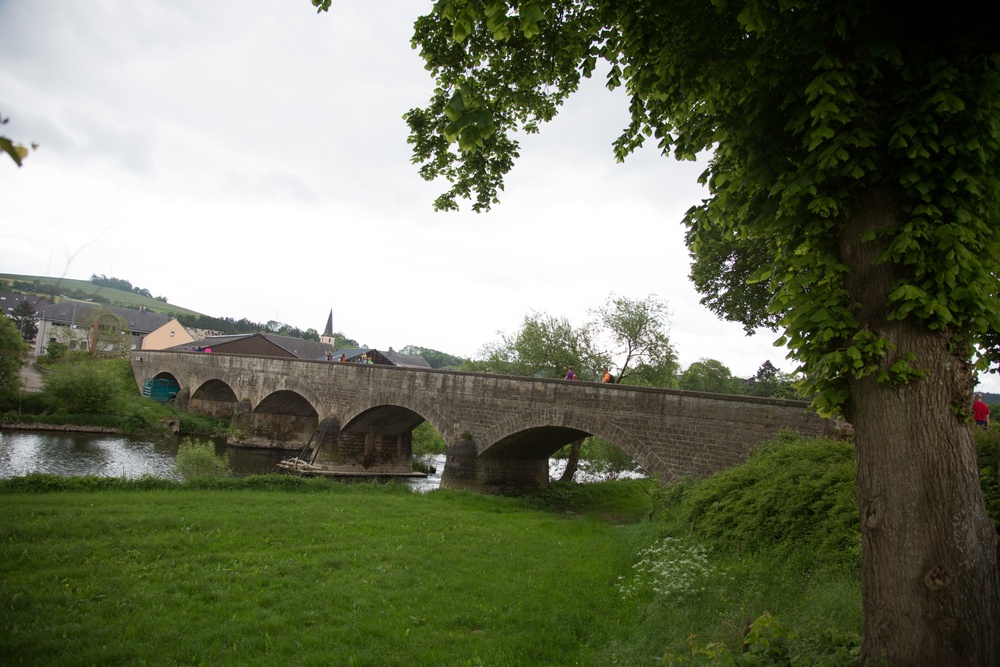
[2,274,468,367]
[0,273,206,318]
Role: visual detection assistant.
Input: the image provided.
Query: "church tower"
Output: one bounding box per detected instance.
[320,309,336,346]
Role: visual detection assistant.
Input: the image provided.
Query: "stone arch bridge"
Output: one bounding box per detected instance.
[131,351,834,493]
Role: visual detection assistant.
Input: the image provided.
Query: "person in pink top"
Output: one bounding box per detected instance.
[973,393,990,430]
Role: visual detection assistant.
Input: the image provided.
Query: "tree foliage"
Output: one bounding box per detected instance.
[400,345,467,369]
[590,293,677,386]
[464,294,677,384]
[41,360,132,414]
[82,307,130,357]
[748,360,801,399]
[465,310,599,379]
[0,315,28,408]
[10,300,38,343]
[388,0,1000,414]
[678,359,747,395]
[88,274,166,302]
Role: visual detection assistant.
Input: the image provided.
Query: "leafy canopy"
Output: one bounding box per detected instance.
[463,293,678,385]
[322,0,1000,414]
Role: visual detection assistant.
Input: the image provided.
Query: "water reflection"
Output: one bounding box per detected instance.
[0,431,293,481]
[0,431,645,492]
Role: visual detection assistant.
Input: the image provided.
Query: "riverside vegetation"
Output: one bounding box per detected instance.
[5,430,998,666]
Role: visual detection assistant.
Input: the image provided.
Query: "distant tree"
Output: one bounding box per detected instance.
[466,310,600,379]
[590,294,678,386]
[10,300,38,342]
[679,359,748,395]
[89,274,133,293]
[400,345,466,369]
[748,361,801,400]
[0,315,28,408]
[302,328,320,342]
[331,332,359,349]
[83,307,129,357]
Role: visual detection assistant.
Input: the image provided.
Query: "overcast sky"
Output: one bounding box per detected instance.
[2,0,996,392]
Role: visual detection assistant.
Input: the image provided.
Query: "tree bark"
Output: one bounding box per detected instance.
[559,438,584,482]
[838,188,1000,665]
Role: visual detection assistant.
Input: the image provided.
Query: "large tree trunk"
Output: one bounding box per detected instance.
[839,189,1000,665]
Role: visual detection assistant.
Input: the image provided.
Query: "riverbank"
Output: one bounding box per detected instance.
[1,421,118,433]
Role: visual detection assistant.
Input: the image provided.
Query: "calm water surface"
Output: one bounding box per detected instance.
[0,430,448,490]
[0,430,296,480]
[0,431,641,492]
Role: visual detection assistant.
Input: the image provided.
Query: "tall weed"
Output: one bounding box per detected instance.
[174,437,232,480]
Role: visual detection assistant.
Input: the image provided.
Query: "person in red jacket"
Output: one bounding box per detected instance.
[972,393,990,430]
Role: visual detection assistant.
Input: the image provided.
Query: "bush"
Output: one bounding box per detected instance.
[177,412,230,437]
[174,437,232,480]
[974,426,1000,530]
[684,431,860,568]
[663,612,862,666]
[41,359,132,414]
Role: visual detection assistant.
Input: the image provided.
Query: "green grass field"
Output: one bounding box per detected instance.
[0,476,862,667]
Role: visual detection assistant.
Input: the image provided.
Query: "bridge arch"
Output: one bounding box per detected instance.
[340,391,454,446]
[463,408,653,490]
[481,408,641,458]
[189,378,239,419]
[242,389,319,448]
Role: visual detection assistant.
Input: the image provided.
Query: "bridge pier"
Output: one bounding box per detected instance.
[441,442,549,493]
[311,428,414,474]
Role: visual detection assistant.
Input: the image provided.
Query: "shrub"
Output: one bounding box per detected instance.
[684,431,860,568]
[177,412,230,437]
[41,359,132,414]
[974,426,1000,530]
[663,612,862,666]
[174,437,232,480]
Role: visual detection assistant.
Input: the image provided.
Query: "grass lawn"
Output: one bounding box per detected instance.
[0,477,861,666]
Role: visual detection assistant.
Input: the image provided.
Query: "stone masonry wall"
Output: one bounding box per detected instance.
[131,351,834,484]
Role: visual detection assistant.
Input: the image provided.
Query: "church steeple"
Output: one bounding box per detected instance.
[320,309,336,346]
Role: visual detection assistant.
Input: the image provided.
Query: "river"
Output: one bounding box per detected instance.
[0,430,644,492]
